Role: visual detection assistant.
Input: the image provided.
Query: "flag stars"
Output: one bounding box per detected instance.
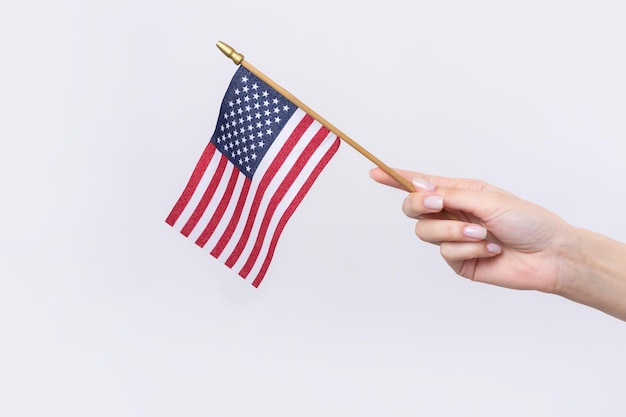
[213,70,297,178]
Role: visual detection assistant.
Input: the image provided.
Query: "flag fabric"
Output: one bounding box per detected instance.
[166,66,340,287]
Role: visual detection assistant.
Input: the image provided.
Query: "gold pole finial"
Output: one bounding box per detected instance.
[216,41,244,65]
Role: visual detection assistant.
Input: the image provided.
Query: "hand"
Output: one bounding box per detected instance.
[370,167,575,294]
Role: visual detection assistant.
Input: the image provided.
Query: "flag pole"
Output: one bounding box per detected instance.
[215,41,416,193]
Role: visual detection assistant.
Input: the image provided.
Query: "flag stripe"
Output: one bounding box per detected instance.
[223,114,315,267]
[180,155,228,237]
[241,132,339,279]
[210,178,252,258]
[251,137,340,287]
[239,125,332,277]
[195,164,240,248]
[170,147,224,231]
[165,143,217,226]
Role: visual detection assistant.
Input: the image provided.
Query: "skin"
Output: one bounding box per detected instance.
[370,167,626,321]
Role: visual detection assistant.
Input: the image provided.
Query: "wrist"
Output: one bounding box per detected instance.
[554,226,626,321]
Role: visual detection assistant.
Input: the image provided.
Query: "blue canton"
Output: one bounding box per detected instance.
[211,67,297,179]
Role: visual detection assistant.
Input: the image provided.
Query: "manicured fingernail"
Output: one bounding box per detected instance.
[412,177,436,192]
[463,225,487,240]
[487,243,502,254]
[423,195,443,210]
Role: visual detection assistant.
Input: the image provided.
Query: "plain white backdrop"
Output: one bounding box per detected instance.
[2,1,626,416]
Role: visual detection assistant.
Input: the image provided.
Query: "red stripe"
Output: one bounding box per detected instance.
[165,143,217,226]
[224,114,315,267]
[180,155,228,237]
[210,179,251,258]
[194,166,241,248]
[251,138,341,287]
[239,126,331,278]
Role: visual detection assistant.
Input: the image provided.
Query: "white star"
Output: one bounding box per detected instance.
[283,105,290,111]
[234,88,241,95]
[262,91,269,97]
[241,76,248,83]
[258,140,265,148]
[263,100,270,107]
[266,128,273,135]
[274,117,281,123]
[252,83,258,90]
[272,98,279,105]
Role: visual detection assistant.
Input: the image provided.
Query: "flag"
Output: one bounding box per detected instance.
[166,66,340,287]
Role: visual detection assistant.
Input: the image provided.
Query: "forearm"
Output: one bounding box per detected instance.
[557,227,626,321]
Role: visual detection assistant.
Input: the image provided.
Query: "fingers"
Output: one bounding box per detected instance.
[415,220,488,243]
[440,241,502,263]
[369,167,500,193]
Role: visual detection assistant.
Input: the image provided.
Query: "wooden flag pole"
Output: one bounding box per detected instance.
[216,41,415,193]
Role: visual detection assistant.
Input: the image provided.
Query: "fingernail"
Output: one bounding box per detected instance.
[463,225,487,240]
[487,243,502,254]
[423,195,443,210]
[412,177,436,192]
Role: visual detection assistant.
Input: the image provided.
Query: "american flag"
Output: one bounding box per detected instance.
[166,66,340,287]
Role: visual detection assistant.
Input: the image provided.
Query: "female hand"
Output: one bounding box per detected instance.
[370,167,575,294]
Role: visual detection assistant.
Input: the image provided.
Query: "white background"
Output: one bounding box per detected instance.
[2,1,626,416]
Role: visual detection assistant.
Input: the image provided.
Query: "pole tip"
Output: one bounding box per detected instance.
[216,41,244,65]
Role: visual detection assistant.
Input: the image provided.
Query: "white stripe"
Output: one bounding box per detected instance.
[243,131,339,280]
[202,171,247,250]
[229,119,328,272]
[172,150,223,231]
[186,163,237,242]
[215,109,309,263]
